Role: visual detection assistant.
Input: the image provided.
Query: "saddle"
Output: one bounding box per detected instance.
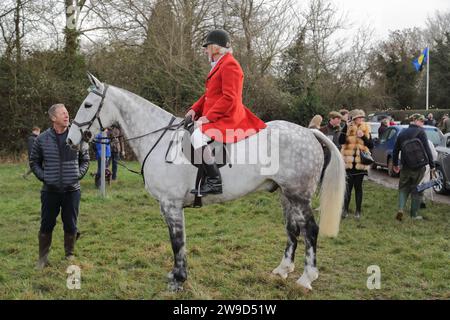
[165,118,231,208]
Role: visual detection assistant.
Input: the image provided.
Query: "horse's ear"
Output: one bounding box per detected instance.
[87,72,102,89]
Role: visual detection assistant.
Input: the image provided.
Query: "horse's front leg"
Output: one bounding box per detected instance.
[160,199,187,292]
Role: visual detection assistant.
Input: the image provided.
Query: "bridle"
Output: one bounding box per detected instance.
[72,84,109,142]
[71,83,189,184]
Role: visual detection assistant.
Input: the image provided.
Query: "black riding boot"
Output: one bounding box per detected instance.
[191,162,223,195]
[202,163,223,194]
[37,232,52,269]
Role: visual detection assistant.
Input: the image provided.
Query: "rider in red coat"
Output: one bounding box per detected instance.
[185,30,266,195]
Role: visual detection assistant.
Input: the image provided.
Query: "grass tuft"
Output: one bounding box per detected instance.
[0,162,448,299]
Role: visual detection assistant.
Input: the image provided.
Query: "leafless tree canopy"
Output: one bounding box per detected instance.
[1,0,450,156]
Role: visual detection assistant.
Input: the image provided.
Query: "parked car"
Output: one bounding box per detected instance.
[367,112,401,124]
[433,133,450,194]
[368,122,381,140]
[368,112,392,123]
[371,125,445,177]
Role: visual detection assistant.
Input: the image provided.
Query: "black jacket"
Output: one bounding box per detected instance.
[393,124,434,169]
[320,122,341,150]
[30,128,90,192]
[378,124,388,137]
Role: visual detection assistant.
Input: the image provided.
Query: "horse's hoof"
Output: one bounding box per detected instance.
[296,267,318,291]
[167,280,184,292]
[272,268,289,279]
[301,286,312,294]
[167,271,185,292]
[296,277,313,291]
[272,263,295,279]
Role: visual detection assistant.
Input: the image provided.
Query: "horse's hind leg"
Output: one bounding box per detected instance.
[273,194,319,290]
[272,195,301,279]
[160,199,187,292]
[296,202,319,290]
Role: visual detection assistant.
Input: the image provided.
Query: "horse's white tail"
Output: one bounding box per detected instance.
[311,130,346,237]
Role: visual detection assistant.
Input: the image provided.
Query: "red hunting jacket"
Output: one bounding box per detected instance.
[190,53,266,143]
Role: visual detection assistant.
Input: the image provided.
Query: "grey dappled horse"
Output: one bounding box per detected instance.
[67,73,346,292]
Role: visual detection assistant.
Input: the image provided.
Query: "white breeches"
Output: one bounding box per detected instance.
[191,127,211,150]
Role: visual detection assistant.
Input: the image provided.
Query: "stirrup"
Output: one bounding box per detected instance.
[190,178,203,197]
[198,177,223,195]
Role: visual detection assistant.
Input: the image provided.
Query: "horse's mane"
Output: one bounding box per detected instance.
[113,86,174,118]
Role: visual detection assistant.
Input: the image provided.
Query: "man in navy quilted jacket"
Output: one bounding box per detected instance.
[30,104,90,269]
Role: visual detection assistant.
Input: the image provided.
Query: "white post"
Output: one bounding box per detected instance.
[100,130,106,197]
[426,46,430,111]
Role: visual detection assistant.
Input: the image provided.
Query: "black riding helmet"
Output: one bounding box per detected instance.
[202,29,231,48]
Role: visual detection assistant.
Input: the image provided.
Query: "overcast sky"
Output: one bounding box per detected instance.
[332,0,450,40]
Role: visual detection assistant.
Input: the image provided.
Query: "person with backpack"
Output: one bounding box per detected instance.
[392,114,436,221]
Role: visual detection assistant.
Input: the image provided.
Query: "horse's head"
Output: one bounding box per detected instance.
[67,72,112,149]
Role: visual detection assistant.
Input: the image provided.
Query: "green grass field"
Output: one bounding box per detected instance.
[0,162,448,300]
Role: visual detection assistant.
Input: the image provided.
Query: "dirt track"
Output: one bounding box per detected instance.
[368,167,450,205]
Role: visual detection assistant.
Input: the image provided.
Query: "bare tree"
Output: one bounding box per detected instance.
[219,0,296,76]
[0,0,28,60]
[328,25,375,106]
[301,0,346,81]
[425,10,450,44]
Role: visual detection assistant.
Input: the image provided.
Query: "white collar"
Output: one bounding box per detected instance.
[210,54,225,70]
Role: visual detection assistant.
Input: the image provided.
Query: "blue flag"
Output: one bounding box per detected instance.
[412,47,428,72]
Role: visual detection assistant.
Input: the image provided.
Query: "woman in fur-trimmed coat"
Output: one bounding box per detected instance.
[339,109,374,219]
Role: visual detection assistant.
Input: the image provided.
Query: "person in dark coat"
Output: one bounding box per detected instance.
[339,108,349,130]
[320,111,342,149]
[23,126,41,179]
[393,114,435,221]
[30,104,90,269]
[107,125,126,181]
[319,111,342,181]
[424,113,436,127]
[439,114,449,134]
[378,119,389,137]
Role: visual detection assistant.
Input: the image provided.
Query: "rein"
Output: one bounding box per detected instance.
[139,116,177,184]
[92,116,182,185]
[74,83,187,184]
[92,119,183,144]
